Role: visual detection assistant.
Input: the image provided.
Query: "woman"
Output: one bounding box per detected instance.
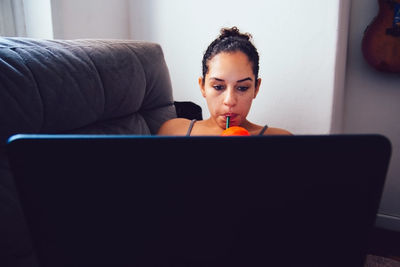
[158,26,292,136]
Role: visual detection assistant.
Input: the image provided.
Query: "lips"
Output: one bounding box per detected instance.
[223,113,237,119]
[222,113,238,123]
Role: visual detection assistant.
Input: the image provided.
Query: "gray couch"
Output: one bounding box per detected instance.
[0,37,177,266]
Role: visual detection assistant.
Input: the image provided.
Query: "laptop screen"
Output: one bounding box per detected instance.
[6,134,391,266]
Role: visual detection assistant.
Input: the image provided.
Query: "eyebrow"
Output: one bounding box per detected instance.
[210,77,253,82]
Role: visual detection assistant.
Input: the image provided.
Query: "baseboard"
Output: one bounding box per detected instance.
[375,213,400,232]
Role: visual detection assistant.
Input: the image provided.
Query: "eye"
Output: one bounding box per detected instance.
[213,85,225,91]
[237,86,249,92]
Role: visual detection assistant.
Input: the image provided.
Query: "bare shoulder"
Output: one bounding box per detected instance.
[265,127,293,136]
[157,118,192,135]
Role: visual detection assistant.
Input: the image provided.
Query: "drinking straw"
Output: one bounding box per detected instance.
[226,116,230,129]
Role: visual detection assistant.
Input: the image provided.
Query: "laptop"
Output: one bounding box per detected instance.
[6,134,391,267]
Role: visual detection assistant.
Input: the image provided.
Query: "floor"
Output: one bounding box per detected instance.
[365,255,400,267]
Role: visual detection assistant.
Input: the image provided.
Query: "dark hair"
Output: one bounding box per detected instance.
[202,26,259,85]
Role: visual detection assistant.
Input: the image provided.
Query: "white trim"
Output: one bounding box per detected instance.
[12,0,27,37]
[330,0,351,133]
[0,0,26,37]
[0,0,15,36]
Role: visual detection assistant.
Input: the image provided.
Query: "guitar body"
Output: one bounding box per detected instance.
[362,0,400,73]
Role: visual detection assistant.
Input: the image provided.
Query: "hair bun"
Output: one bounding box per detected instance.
[219,26,252,41]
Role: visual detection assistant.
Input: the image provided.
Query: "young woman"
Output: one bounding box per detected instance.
[158,26,292,136]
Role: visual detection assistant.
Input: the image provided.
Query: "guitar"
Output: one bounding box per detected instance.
[362,0,400,73]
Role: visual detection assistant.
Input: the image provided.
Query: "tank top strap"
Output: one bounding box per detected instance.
[186,119,197,136]
[258,124,269,135]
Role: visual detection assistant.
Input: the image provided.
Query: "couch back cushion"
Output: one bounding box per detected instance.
[0,38,176,143]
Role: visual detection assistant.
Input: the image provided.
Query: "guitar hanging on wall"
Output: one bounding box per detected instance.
[362,0,400,73]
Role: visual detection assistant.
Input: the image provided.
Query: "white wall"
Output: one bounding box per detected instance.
[129,0,343,134]
[344,0,400,231]
[23,0,53,38]
[51,0,131,39]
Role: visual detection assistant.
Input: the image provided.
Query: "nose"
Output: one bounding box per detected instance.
[223,87,237,107]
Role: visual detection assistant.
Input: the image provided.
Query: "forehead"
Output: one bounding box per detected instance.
[207,51,254,78]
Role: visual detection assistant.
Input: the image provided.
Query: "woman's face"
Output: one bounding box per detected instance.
[199,51,261,129]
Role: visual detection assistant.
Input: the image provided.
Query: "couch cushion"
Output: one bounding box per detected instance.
[0,38,176,143]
